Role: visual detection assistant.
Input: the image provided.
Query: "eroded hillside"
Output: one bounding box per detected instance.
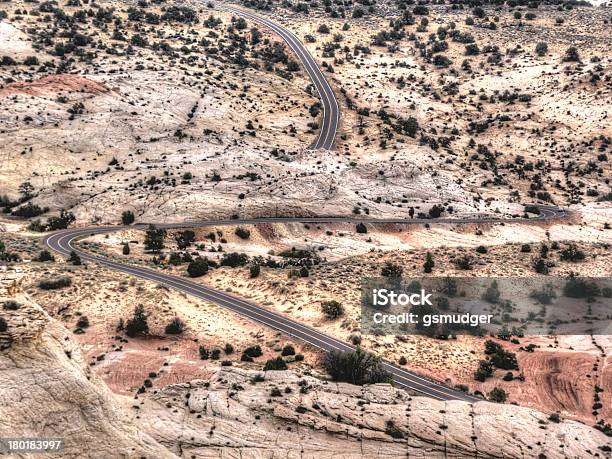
[1,0,609,223]
[1,270,610,458]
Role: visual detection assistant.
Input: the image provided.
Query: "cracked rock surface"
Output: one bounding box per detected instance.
[1,273,610,458]
[138,367,611,458]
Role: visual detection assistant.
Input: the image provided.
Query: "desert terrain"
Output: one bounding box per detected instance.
[1,0,611,456]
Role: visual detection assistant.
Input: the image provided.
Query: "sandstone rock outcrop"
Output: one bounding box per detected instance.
[138,367,612,458]
[0,271,173,458]
[1,270,610,458]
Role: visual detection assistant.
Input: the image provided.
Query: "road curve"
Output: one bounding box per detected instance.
[41,8,568,402]
[219,4,340,150]
[44,209,566,403]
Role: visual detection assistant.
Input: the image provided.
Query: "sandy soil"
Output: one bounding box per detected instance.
[70,209,612,423]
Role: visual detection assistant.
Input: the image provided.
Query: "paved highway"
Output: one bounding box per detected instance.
[43,9,568,402]
[44,210,566,403]
[220,5,340,150]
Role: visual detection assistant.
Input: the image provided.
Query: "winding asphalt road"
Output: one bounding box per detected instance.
[220,4,340,150]
[43,8,568,402]
[44,210,566,403]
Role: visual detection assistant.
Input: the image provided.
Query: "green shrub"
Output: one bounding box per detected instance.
[243,345,263,358]
[281,344,295,356]
[2,300,21,311]
[187,257,209,277]
[423,252,434,273]
[175,230,195,249]
[533,258,549,274]
[559,244,585,262]
[323,347,392,385]
[535,42,548,56]
[38,276,71,290]
[563,276,599,298]
[235,227,251,240]
[12,202,48,218]
[321,300,344,319]
[199,347,210,359]
[220,252,249,267]
[488,387,507,403]
[385,420,404,439]
[35,250,55,262]
[68,251,82,265]
[165,317,185,334]
[264,357,288,371]
[455,255,474,270]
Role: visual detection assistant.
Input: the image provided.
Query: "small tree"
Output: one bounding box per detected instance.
[144,225,165,253]
[482,280,501,304]
[321,300,344,319]
[249,264,261,278]
[356,222,367,234]
[0,317,7,333]
[423,252,434,273]
[46,210,75,230]
[126,305,149,337]
[535,42,548,57]
[123,242,130,255]
[121,210,135,225]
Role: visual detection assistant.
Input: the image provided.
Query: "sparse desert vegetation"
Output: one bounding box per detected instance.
[1,0,611,455]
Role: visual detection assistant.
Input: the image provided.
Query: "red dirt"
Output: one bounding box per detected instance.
[473,349,610,424]
[0,74,108,97]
